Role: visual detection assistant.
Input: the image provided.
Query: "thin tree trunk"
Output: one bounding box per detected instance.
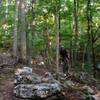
[20,0,27,61]
[70,40,73,68]
[55,3,60,75]
[74,0,78,37]
[31,0,35,57]
[13,0,18,57]
[5,0,9,18]
[73,0,78,65]
[91,33,96,77]
[87,0,91,64]
[87,0,96,77]
[26,0,35,66]
[18,0,22,58]
[82,44,87,70]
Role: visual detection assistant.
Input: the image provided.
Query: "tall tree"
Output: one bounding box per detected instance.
[55,0,60,75]
[87,0,96,76]
[13,0,19,57]
[86,0,92,64]
[73,0,78,65]
[20,0,27,61]
[27,0,35,66]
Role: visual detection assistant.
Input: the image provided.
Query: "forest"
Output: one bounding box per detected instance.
[0,0,100,100]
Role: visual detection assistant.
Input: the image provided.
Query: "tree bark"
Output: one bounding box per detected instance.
[87,0,96,77]
[13,0,18,57]
[20,0,27,61]
[73,0,78,65]
[55,2,60,75]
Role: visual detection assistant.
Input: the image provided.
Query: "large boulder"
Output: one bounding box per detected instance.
[14,67,42,85]
[14,67,62,99]
[14,83,62,99]
[14,84,34,99]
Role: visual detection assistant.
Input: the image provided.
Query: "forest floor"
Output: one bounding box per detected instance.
[0,63,63,100]
[0,54,100,100]
[0,64,22,100]
[0,64,45,100]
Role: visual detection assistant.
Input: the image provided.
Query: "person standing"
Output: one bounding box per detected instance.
[59,45,70,74]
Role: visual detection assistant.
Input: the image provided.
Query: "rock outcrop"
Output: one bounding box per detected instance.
[14,67,62,99]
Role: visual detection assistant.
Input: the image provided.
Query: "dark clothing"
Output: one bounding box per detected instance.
[60,48,69,61]
[63,59,68,73]
[59,47,69,73]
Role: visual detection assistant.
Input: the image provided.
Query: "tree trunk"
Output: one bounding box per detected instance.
[20,0,27,61]
[87,0,96,77]
[87,0,92,64]
[13,0,18,57]
[73,0,78,65]
[5,0,9,18]
[55,2,60,75]
[31,0,35,57]
[91,33,96,77]
[17,0,22,59]
[26,0,35,66]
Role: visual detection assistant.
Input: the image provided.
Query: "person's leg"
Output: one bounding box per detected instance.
[63,59,69,74]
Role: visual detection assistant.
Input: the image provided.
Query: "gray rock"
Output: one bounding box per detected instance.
[15,67,32,75]
[14,67,42,85]
[14,74,42,85]
[14,68,62,99]
[14,84,35,98]
[42,72,54,83]
[64,80,74,88]
[82,85,94,94]
[14,83,62,99]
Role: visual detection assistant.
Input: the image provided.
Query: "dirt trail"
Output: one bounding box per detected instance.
[0,80,13,100]
[0,65,29,100]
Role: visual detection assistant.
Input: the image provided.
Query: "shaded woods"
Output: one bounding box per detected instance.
[0,0,100,100]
